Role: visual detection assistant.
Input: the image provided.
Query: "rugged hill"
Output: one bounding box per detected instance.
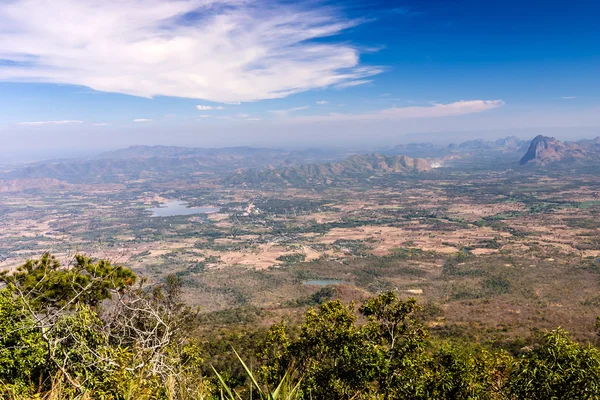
[519,135,587,165]
[229,153,433,186]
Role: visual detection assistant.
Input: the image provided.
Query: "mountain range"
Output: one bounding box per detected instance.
[384,136,530,158]
[2,135,598,186]
[229,154,433,187]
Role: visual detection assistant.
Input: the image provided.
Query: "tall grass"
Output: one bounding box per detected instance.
[212,349,301,400]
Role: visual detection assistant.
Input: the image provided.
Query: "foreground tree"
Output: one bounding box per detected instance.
[509,328,600,399]
[0,254,204,399]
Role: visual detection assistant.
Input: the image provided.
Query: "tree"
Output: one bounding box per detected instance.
[0,289,46,394]
[1,253,136,309]
[509,328,600,399]
[292,300,376,399]
[359,293,428,399]
[0,254,203,398]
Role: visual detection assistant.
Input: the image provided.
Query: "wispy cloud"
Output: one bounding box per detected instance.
[196,105,224,111]
[316,100,328,105]
[246,118,262,121]
[133,118,152,123]
[0,1,382,103]
[18,120,83,126]
[560,96,577,99]
[197,115,211,119]
[335,80,372,89]
[269,106,309,117]
[93,122,110,126]
[287,100,505,123]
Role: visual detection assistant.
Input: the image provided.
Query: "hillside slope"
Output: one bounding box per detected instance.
[230,153,433,186]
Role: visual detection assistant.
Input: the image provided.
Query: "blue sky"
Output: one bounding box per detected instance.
[0,0,599,156]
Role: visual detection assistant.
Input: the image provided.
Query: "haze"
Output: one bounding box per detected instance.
[0,0,598,161]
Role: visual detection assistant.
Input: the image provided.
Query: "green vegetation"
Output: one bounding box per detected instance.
[2,255,600,399]
[579,201,600,209]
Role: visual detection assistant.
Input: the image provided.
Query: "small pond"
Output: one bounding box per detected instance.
[148,200,219,217]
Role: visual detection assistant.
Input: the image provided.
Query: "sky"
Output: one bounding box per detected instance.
[0,0,599,158]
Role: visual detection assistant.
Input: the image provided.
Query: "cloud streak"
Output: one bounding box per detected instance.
[269,106,309,117]
[196,105,224,111]
[335,79,372,89]
[287,100,505,123]
[0,0,381,103]
[18,120,83,126]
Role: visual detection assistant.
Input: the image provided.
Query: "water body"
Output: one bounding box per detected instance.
[148,200,219,217]
[303,279,346,286]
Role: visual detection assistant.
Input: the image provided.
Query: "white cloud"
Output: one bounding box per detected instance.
[560,96,577,99]
[93,122,110,126]
[197,115,211,118]
[18,120,83,126]
[335,79,372,89]
[0,1,381,103]
[246,118,262,121]
[196,105,224,111]
[237,114,249,118]
[316,100,328,105]
[287,100,505,123]
[133,118,152,122]
[269,106,309,117]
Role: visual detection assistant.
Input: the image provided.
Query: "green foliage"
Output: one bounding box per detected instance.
[482,275,511,295]
[1,253,136,309]
[509,329,600,399]
[292,300,376,398]
[3,254,600,399]
[276,253,306,265]
[0,289,46,393]
[421,344,513,400]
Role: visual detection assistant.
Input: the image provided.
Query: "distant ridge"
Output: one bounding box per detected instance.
[97,145,285,159]
[229,153,433,187]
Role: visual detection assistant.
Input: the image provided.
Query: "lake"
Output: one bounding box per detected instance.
[303,279,346,286]
[148,200,220,217]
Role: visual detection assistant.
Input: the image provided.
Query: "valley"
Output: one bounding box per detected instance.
[2,135,600,346]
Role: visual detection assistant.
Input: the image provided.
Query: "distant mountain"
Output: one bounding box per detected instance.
[0,146,348,184]
[229,153,433,187]
[456,136,529,152]
[577,137,600,153]
[519,135,587,165]
[385,136,529,158]
[97,145,286,160]
[494,135,530,150]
